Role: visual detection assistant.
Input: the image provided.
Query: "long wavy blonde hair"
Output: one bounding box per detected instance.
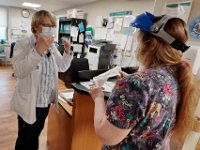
[136,16,199,146]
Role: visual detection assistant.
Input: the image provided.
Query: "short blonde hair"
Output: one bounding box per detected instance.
[31,10,56,33]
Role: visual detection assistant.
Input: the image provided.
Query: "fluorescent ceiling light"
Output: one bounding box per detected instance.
[22,2,41,8]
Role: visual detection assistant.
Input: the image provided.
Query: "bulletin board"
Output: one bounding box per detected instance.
[10,17,31,42]
[162,1,192,23]
[94,11,138,67]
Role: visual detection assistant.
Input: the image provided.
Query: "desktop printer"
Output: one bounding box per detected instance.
[87,41,116,70]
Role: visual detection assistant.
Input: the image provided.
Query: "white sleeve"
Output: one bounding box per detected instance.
[52,45,73,72]
[12,40,41,79]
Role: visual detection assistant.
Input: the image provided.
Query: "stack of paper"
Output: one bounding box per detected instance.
[93,66,121,87]
[59,89,74,105]
[80,81,116,93]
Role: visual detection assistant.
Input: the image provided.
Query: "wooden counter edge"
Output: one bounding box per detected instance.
[58,99,73,117]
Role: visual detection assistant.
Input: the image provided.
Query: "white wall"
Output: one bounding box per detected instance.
[54,0,155,27]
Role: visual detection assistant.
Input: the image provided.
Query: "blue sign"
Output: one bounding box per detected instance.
[109,11,132,17]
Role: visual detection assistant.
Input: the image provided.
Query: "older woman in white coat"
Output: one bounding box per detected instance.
[11,10,73,150]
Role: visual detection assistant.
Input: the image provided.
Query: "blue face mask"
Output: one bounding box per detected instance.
[40,27,55,37]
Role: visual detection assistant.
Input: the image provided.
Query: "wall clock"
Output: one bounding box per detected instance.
[21,9,30,18]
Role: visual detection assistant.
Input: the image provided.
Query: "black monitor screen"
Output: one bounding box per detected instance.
[89,47,98,53]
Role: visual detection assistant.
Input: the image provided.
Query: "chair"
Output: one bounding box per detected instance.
[0,45,6,65]
[68,58,89,82]
[10,42,15,58]
[59,58,89,87]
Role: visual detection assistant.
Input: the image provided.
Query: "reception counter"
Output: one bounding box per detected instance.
[47,82,104,150]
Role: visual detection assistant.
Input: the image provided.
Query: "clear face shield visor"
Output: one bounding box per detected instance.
[130,12,190,53]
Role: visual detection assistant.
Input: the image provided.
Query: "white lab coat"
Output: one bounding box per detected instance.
[11,35,73,124]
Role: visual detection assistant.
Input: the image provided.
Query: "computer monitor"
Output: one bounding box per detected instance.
[87,45,101,70]
[87,43,116,70]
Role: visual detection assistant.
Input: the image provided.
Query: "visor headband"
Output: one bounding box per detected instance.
[150,15,175,44]
[130,12,190,52]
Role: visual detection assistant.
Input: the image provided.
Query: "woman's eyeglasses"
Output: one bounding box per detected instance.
[40,23,54,27]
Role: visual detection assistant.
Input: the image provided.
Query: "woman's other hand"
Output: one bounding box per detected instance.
[62,37,72,55]
[118,71,129,79]
[35,33,53,55]
[89,82,104,101]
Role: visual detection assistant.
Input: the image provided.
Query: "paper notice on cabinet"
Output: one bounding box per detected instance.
[71,26,79,38]
[72,36,77,42]
[79,33,84,43]
[73,44,82,53]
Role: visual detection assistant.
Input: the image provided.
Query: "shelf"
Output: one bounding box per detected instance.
[59,32,70,35]
[59,19,72,22]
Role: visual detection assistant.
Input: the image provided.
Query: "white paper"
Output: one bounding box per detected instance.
[10,17,31,41]
[93,66,121,87]
[12,29,21,35]
[94,28,101,40]
[59,89,74,104]
[58,95,73,104]
[94,28,107,40]
[123,16,135,27]
[79,33,84,43]
[106,29,114,41]
[72,36,77,42]
[96,16,103,27]
[112,33,122,45]
[97,66,121,78]
[162,1,192,22]
[101,28,107,39]
[106,17,114,29]
[60,92,74,100]
[73,44,82,53]
[80,81,116,93]
[70,26,79,38]
[120,35,133,51]
[114,18,123,32]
